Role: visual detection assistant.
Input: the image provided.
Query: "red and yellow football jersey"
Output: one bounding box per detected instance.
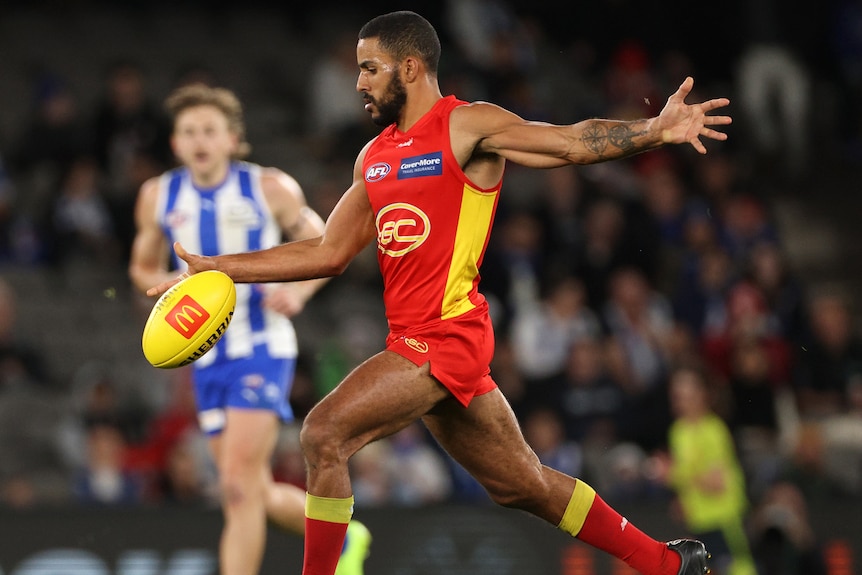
[363,95,502,331]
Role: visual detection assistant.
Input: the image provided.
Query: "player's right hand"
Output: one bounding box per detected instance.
[146,242,218,297]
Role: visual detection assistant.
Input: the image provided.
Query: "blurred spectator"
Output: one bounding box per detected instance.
[663,365,756,575]
[57,368,152,477]
[776,422,847,503]
[509,275,601,387]
[727,337,784,497]
[532,165,592,280]
[602,39,662,120]
[443,0,538,101]
[792,290,862,418]
[7,72,92,263]
[691,152,742,218]
[350,440,394,508]
[49,156,120,267]
[635,153,714,298]
[734,0,819,184]
[480,209,546,330]
[589,441,660,504]
[673,246,735,344]
[637,153,690,249]
[156,436,218,507]
[343,422,454,508]
[701,280,793,389]
[552,337,626,445]
[745,241,809,345]
[7,72,92,206]
[124,369,205,497]
[387,422,453,506]
[749,481,828,575]
[71,422,143,506]
[521,406,583,483]
[91,59,172,261]
[569,195,630,310]
[489,337,527,412]
[716,194,780,274]
[306,25,375,163]
[602,267,675,450]
[0,277,52,388]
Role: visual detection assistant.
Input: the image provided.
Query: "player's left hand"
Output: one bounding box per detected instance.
[656,76,732,154]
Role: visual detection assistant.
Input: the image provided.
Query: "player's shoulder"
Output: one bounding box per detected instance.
[257,165,305,205]
[140,165,187,193]
[451,100,518,123]
[137,172,166,199]
[448,100,521,152]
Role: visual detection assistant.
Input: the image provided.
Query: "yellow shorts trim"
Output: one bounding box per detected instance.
[305,493,354,524]
[558,481,597,536]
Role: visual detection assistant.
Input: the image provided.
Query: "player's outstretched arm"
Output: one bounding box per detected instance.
[471,76,730,167]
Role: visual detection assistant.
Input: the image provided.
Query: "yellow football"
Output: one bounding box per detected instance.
[141,270,236,369]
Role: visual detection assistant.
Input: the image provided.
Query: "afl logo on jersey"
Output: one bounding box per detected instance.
[376,203,430,257]
[365,162,391,182]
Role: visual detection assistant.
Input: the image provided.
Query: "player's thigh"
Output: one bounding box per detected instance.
[303,350,450,456]
[423,388,541,489]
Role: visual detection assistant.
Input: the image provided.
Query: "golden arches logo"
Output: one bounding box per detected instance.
[165,295,211,339]
[375,203,431,257]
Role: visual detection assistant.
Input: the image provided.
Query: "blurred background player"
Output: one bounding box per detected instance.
[128,83,369,575]
[663,365,756,575]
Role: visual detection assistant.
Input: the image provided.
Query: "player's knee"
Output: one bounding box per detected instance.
[219,473,263,509]
[299,414,341,463]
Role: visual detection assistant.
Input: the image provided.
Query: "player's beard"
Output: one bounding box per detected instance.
[370,71,407,127]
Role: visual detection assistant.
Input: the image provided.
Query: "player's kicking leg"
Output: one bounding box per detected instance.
[423,388,711,575]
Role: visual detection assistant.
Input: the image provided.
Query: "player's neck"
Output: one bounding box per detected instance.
[189,160,232,190]
[397,84,443,133]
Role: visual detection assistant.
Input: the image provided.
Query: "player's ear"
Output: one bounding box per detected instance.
[403,56,420,83]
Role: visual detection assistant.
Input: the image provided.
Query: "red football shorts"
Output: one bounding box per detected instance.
[385,304,498,407]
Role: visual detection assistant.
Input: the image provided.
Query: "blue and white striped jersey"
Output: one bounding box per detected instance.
[154,161,298,367]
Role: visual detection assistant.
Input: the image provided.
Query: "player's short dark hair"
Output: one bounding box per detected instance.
[358,11,441,75]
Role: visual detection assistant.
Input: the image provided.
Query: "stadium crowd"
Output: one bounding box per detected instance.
[0,0,860,571]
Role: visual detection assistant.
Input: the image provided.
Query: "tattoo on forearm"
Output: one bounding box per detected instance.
[581,120,650,157]
[582,123,608,155]
[609,124,638,151]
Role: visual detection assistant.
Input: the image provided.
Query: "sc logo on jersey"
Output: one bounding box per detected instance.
[365,162,391,182]
[376,203,431,257]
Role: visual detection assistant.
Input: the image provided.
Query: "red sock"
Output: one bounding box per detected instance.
[302,517,349,575]
[576,493,680,575]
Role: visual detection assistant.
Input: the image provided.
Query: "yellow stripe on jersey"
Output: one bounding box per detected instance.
[441,184,498,320]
